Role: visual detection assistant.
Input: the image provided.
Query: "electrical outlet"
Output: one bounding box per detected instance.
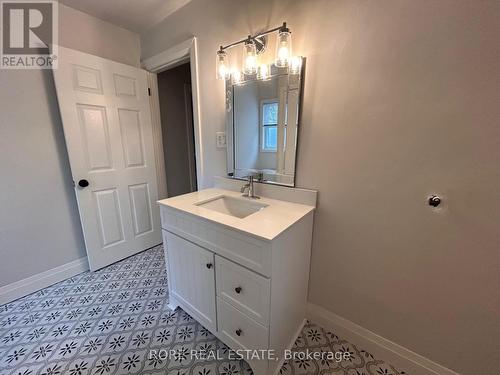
[216,132,226,148]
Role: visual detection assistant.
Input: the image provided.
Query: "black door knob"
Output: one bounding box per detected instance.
[78,179,89,188]
[235,329,242,336]
[235,287,242,294]
[206,263,213,269]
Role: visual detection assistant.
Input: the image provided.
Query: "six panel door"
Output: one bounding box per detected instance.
[53,47,161,270]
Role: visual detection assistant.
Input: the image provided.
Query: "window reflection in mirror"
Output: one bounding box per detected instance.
[261,100,278,152]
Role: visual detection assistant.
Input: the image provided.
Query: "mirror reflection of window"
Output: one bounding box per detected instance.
[261,100,278,152]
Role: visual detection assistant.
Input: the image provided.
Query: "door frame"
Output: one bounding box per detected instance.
[142,37,204,193]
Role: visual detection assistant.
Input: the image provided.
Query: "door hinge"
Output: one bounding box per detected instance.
[148,88,151,96]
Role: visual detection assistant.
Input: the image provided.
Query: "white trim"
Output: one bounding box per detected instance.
[147,72,168,199]
[142,39,193,73]
[306,302,460,375]
[142,37,204,188]
[0,258,89,305]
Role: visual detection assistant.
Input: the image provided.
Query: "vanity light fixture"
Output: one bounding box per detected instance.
[243,37,258,75]
[275,23,292,67]
[216,22,297,81]
[216,48,230,80]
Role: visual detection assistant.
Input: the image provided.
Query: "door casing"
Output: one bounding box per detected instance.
[142,37,204,190]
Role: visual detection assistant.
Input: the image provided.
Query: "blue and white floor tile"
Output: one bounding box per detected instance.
[0,245,406,375]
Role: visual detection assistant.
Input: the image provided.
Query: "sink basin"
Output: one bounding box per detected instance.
[195,195,268,219]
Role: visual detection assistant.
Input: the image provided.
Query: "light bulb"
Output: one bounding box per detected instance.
[278,46,289,61]
[257,64,269,80]
[289,56,302,74]
[243,39,257,75]
[232,69,242,85]
[275,24,292,67]
[216,49,230,80]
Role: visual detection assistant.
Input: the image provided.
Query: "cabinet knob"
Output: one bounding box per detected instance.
[206,263,213,269]
[235,329,242,336]
[235,286,242,294]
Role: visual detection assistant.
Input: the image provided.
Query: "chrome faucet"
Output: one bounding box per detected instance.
[241,175,259,199]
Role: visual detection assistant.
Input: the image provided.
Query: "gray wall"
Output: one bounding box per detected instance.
[0,4,141,287]
[141,1,500,374]
[59,4,141,67]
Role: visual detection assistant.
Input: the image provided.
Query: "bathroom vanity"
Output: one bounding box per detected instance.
[158,44,312,374]
[158,177,316,374]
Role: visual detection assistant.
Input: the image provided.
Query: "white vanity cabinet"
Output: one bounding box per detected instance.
[159,184,316,375]
[163,230,217,331]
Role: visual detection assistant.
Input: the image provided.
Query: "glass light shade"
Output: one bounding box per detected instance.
[275,30,292,67]
[243,40,258,75]
[289,56,302,74]
[232,69,243,85]
[216,50,230,80]
[257,64,270,80]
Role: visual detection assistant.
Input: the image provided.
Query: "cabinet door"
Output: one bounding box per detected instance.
[165,231,216,331]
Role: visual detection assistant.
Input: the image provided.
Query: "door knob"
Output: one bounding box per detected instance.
[428,195,441,207]
[235,286,242,294]
[78,179,89,188]
[235,329,242,336]
[206,263,213,269]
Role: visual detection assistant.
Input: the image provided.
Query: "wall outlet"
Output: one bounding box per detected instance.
[216,132,226,148]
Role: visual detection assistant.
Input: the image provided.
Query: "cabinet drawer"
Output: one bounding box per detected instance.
[215,255,270,326]
[217,298,268,351]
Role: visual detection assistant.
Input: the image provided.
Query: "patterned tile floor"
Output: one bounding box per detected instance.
[0,245,406,375]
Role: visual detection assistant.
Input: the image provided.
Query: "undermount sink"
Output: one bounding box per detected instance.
[195,195,268,219]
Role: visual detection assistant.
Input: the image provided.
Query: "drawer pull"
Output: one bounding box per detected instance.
[234,286,242,294]
[235,329,242,336]
[206,263,213,269]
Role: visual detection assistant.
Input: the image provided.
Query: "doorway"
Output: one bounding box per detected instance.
[157,62,198,197]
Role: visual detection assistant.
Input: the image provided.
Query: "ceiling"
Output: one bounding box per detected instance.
[59,0,193,33]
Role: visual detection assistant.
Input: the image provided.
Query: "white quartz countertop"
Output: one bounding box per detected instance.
[158,188,315,241]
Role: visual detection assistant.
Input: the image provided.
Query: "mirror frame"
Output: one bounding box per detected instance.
[225,57,305,187]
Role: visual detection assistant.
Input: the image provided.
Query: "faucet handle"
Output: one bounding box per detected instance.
[240,183,250,194]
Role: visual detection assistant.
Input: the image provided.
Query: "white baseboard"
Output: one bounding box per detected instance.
[0,257,89,306]
[306,302,460,375]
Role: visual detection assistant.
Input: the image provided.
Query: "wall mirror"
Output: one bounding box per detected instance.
[226,58,304,187]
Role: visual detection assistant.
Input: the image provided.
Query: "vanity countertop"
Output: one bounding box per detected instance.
[158,188,315,241]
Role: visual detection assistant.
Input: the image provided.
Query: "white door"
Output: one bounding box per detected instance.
[53,47,161,270]
[165,231,216,332]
